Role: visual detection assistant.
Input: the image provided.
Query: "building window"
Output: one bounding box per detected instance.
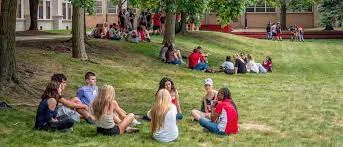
[68,3,72,19]
[288,5,313,13]
[16,0,22,18]
[108,0,117,14]
[96,1,102,14]
[46,0,51,19]
[63,3,67,19]
[246,1,275,13]
[38,0,44,19]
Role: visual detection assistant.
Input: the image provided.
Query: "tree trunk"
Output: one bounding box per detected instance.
[72,4,88,60]
[180,12,187,34]
[280,3,287,30]
[244,11,248,29]
[0,0,18,87]
[84,9,88,41]
[163,10,176,44]
[29,0,38,30]
[118,0,123,11]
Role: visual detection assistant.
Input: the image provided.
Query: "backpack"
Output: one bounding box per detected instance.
[0,101,11,110]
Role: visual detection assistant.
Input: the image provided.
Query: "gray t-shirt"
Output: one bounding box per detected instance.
[221,61,234,69]
[153,104,179,142]
[160,47,168,61]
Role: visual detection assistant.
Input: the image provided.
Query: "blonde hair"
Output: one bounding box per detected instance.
[91,84,115,120]
[150,89,171,133]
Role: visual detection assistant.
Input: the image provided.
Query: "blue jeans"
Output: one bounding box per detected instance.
[199,118,225,135]
[257,63,267,74]
[299,34,304,41]
[194,62,209,70]
[170,60,181,65]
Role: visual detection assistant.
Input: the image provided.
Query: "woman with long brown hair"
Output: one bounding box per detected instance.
[150,89,178,142]
[91,84,137,136]
[34,81,74,131]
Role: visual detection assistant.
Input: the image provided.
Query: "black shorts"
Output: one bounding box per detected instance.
[97,126,120,136]
[153,26,160,30]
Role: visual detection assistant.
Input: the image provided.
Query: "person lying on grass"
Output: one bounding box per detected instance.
[34,81,74,131]
[188,46,209,71]
[191,78,218,119]
[51,74,95,124]
[219,56,235,75]
[77,72,141,126]
[166,45,184,65]
[91,84,138,136]
[192,87,239,135]
[246,54,267,74]
[150,89,179,142]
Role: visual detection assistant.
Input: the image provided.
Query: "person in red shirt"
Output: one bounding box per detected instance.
[152,11,161,35]
[262,56,272,72]
[188,47,209,70]
[192,87,239,135]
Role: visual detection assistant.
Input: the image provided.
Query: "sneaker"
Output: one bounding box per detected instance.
[125,127,140,133]
[130,119,142,127]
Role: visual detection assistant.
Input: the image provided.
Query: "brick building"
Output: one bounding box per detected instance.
[202,2,321,29]
[4,0,131,31]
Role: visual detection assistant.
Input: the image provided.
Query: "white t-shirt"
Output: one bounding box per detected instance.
[246,60,259,73]
[221,61,234,69]
[153,105,179,142]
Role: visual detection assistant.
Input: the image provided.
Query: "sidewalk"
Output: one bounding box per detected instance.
[16,35,71,41]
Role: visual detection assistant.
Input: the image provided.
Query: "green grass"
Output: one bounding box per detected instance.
[1,31,343,146]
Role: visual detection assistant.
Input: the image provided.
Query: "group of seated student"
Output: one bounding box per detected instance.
[89,23,122,40]
[191,79,238,135]
[219,53,273,75]
[188,46,209,71]
[35,72,141,133]
[159,42,184,65]
[34,74,239,143]
[125,25,151,43]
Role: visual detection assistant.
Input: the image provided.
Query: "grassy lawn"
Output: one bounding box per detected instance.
[1,31,343,146]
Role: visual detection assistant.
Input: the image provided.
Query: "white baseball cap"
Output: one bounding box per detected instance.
[204,78,213,86]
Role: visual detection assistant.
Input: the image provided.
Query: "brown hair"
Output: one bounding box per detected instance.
[41,81,61,101]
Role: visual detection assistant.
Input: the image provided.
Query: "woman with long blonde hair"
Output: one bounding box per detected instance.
[150,89,178,142]
[91,84,137,136]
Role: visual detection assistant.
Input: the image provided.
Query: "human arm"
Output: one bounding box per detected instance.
[175,90,182,114]
[210,105,220,122]
[59,97,88,110]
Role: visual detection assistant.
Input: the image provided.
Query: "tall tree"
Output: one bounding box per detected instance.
[319,0,343,30]
[0,0,18,87]
[163,0,177,44]
[177,0,209,34]
[29,0,39,30]
[209,0,253,25]
[70,0,95,60]
[111,0,128,11]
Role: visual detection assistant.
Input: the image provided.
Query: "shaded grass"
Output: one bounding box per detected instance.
[1,31,343,146]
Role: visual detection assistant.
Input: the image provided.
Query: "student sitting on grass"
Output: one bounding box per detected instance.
[150,89,179,142]
[126,30,139,43]
[192,87,238,135]
[160,42,171,62]
[158,77,183,120]
[51,74,95,124]
[77,72,141,126]
[91,84,138,136]
[246,54,259,73]
[89,24,102,39]
[262,56,273,72]
[166,45,183,65]
[188,47,209,71]
[34,81,74,131]
[101,23,109,39]
[220,56,235,75]
[191,78,218,119]
[108,25,121,40]
[234,54,247,74]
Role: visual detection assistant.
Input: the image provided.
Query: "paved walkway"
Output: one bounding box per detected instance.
[16,35,71,41]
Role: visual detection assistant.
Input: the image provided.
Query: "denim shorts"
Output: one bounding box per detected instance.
[199,118,225,135]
